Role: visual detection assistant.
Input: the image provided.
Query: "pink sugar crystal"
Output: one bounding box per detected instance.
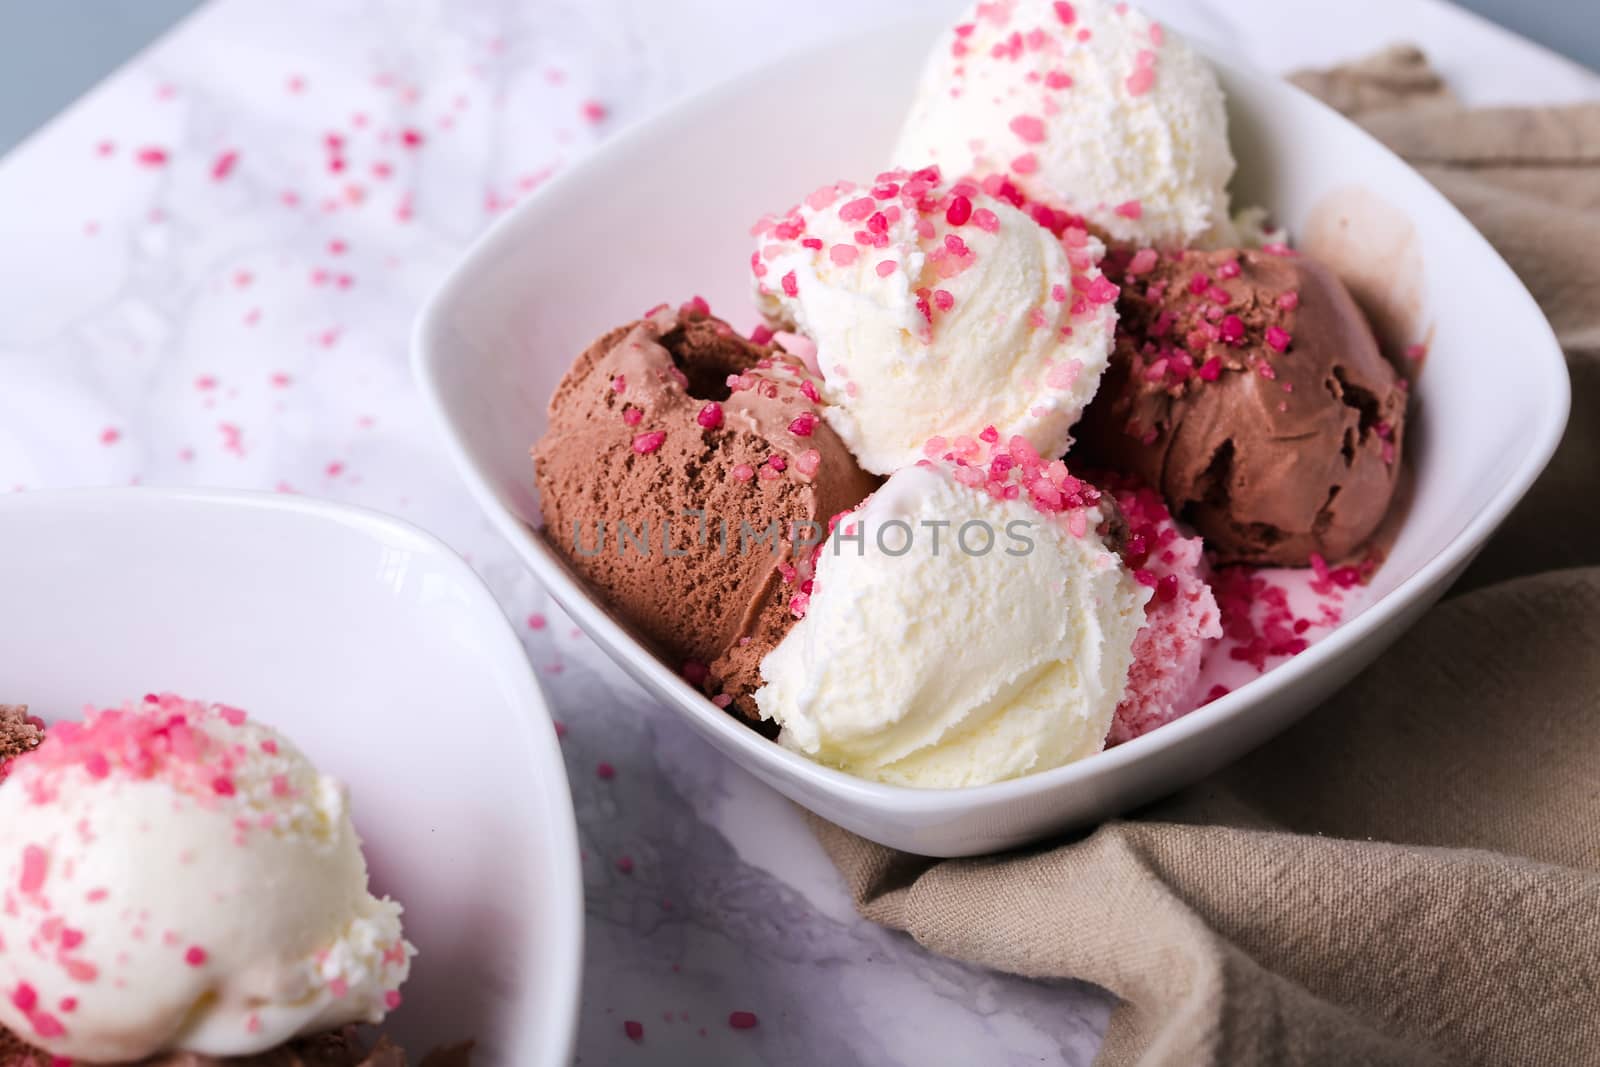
[1009,115,1046,144]
[631,431,666,455]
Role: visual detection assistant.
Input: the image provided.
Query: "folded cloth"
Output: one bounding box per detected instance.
[809,46,1600,1067]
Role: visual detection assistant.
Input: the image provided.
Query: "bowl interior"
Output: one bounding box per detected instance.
[0,491,580,1066]
[416,16,1566,851]
[423,19,1561,610]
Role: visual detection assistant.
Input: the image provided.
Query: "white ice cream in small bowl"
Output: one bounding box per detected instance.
[0,694,411,1063]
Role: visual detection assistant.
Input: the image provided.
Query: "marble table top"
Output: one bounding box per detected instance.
[0,1,1594,1063]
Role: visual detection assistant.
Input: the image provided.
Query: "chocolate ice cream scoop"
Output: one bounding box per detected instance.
[533,302,879,717]
[0,705,43,783]
[1075,247,1406,565]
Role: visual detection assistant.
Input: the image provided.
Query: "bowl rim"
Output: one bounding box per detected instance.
[0,486,586,1066]
[410,19,1571,816]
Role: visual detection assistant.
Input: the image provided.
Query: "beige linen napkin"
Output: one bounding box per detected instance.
[810,47,1600,1066]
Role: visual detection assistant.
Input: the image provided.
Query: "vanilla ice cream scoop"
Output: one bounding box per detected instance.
[756,442,1149,787]
[893,0,1235,248]
[0,695,412,1062]
[752,165,1118,475]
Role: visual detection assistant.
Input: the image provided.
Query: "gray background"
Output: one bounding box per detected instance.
[0,0,1596,156]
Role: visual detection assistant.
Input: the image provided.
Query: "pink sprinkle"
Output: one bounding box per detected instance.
[1198,356,1223,381]
[84,752,109,779]
[729,1011,760,1030]
[730,463,755,482]
[622,408,642,426]
[1405,342,1428,362]
[795,449,822,477]
[328,238,348,256]
[1053,1,1075,24]
[624,1021,644,1042]
[1278,290,1300,310]
[271,775,290,797]
[1086,276,1119,305]
[750,324,775,345]
[59,929,83,950]
[12,985,36,1012]
[218,706,246,726]
[1127,248,1159,275]
[329,977,349,999]
[597,762,616,780]
[876,260,897,277]
[1126,67,1156,96]
[184,946,207,967]
[99,427,121,446]
[30,1013,63,1040]
[1046,360,1081,389]
[611,375,627,394]
[1114,200,1142,220]
[19,847,47,894]
[58,997,76,1014]
[696,402,724,429]
[581,100,608,124]
[1220,315,1246,344]
[972,208,1000,233]
[385,990,402,1011]
[946,195,973,226]
[933,289,955,312]
[260,739,278,754]
[780,271,799,297]
[1009,115,1046,144]
[1265,326,1292,352]
[1011,153,1038,175]
[61,961,96,984]
[632,431,667,455]
[212,776,236,797]
[838,196,876,223]
[788,412,818,437]
[134,146,168,167]
[86,889,108,903]
[616,856,634,874]
[211,150,239,181]
[400,128,425,148]
[829,243,859,266]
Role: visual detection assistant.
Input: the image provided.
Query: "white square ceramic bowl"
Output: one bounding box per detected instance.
[413,18,1568,857]
[0,489,582,1066]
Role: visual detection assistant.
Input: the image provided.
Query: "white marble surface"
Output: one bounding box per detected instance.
[0,1,1594,1063]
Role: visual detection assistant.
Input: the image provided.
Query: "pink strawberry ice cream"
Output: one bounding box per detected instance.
[1101,476,1222,744]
